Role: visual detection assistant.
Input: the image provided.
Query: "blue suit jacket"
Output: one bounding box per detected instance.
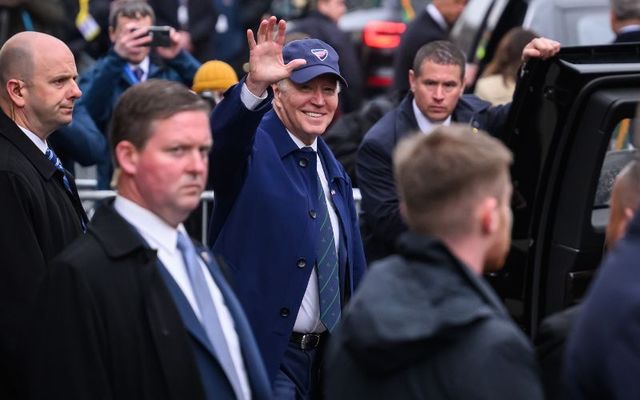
[208,79,367,381]
[33,200,271,399]
[564,212,640,399]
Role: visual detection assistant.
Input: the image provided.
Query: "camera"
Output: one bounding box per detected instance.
[146,26,171,47]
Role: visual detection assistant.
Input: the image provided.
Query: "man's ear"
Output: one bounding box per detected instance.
[408,69,415,93]
[108,25,117,43]
[115,141,139,175]
[479,197,499,235]
[6,79,26,108]
[620,207,636,234]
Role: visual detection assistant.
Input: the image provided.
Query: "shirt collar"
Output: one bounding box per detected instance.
[426,3,449,31]
[412,98,451,134]
[17,125,47,154]
[114,195,187,255]
[287,130,318,152]
[128,57,150,79]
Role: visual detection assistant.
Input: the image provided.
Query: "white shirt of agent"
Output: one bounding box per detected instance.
[413,99,452,134]
[114,195,252,400]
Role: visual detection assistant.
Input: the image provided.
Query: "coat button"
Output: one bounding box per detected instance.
[280,308,290,317]
[299,158,308,167]
[309,210,317,219]
[297,258,306,268]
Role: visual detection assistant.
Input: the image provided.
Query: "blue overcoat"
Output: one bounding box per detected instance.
[209,79,367,381]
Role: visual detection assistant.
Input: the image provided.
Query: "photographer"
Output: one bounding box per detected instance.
[78,0,199,189]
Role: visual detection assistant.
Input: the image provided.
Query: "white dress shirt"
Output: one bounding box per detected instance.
[128,56,150,82]
[17,125,47,154]
[413,98,452,134]
[114,195,252,400]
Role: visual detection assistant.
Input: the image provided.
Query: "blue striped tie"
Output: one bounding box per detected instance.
[314,157,341,332]
[46,148,86,232]
[45,148,72,194]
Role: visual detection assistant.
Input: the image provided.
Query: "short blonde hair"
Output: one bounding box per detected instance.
[394,124,513,237]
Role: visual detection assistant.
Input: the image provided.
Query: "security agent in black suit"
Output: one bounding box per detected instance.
[358,38,560,262]
[0,31,87,399]
[392,0,468,97]
[611,0,640,43]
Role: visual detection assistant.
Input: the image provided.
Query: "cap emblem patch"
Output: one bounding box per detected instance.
[311,49,328,61]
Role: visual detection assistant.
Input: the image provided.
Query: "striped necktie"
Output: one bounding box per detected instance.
[45,148,72,194]
[313,152,341,332]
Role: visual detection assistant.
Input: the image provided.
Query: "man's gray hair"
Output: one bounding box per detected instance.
[611,0,640,20]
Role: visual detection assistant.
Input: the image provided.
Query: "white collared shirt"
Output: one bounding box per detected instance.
[412,98,452,134]
[114,195,251,400]
[240,83,341,333]
[17,125,47,154]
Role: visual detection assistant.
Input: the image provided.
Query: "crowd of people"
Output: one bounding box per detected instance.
[1,0,640,399]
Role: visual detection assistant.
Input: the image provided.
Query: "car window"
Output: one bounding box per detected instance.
[592,118,637,229]
[524,0,614,45]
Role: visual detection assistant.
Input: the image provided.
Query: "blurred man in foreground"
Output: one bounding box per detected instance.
[326,125,544,399]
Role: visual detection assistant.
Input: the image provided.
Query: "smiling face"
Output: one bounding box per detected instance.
[410,60,464,123]
[272,75,339,145]
[118,110,212,227]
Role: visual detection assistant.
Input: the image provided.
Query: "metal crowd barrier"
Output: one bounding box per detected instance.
[78,183,361,245]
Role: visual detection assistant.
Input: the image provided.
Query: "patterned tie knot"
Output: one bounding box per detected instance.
[45,148,71,191]
[133,67,144,82]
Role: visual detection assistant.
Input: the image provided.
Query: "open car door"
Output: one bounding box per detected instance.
[487,43,640,337]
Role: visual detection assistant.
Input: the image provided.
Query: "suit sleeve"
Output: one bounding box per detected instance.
[31,258,113,400]
[208,79,272,244]
[356,137,408,248]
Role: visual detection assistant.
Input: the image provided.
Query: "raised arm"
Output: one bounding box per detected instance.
[244,16,306,96]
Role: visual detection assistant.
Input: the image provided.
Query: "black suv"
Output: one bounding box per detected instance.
[490,43,640,337]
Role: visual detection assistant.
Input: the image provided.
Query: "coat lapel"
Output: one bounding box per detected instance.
[154,260,217,357]
[197,246,272,400]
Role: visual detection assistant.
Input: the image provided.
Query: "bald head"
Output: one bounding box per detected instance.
[0,31,80,138]
[1,32,68,84]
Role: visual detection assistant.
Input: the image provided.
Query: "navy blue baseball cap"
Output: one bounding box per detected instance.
[283,38,348,87]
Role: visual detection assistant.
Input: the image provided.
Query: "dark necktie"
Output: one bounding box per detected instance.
[313,153,341,332]
[133,67,144,82]
[45,148,86,232]
[176,232,244,399]
[45,148,72,193]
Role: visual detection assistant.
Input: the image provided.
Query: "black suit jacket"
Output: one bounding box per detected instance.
[392,9,448,96]
[614,28,640,43]
[0,109,86,399]
[356,93,510,261]
[32,201,272,399]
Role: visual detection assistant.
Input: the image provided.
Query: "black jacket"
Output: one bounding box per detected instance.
[325,232,544,400]
[356,93,509,262]
[392,9,447,96]
[31,201,272,400]
[0,109,87,399]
